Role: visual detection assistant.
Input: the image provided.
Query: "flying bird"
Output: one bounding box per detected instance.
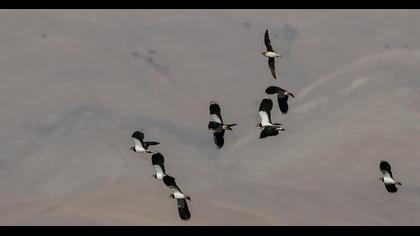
[163,175,191,220]
[379,160,402,193]
[257,96,285,139]
[265,86,295,114]
[208,101,237,149]
[151,152,166,180]
[262,29,282,79]
[130,131,159,154]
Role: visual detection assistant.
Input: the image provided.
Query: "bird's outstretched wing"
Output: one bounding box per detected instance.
[145,141,160,149]
[265,86,283,95]
[264,29,274,52]
[163,175,182,193]
[259,97,273,126]
[131,131,144,141]
[260,127,279,139]
[213,130,225,149]
[151,152,165,174]
[177,199,191,221]
[268,58,276,79]
[385,184,398,193]
[380,160,393,178]
[131,131,145,148]
[210,101,223,124]
[278,95,289,114]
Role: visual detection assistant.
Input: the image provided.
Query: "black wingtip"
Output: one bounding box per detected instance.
[131,131,144,140]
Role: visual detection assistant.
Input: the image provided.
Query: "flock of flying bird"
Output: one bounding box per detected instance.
[129,29,403,222]
[209,30,294,147]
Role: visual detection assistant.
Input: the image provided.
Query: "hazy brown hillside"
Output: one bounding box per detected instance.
[0,9,420,225]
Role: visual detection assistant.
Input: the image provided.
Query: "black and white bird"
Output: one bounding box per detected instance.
[163,175,191,221]
[130,131,159,154]
[208,101,237,149]
[379,160,402,193]
[265,86,295,114]
[151,152,166,180]
[261,29,282,79]
[257,96,285,139]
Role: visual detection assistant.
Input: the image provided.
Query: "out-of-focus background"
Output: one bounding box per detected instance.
[1,9,420,225]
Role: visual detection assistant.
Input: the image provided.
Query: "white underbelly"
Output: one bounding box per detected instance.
[259,111,272,127]
[135,145,146,152]
[174,192,185,199]
[383,176,395,184]
[265,52,279,58]
[156,173,164,180]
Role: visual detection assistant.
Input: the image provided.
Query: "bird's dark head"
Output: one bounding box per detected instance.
[186,196,191,201]
[151,174,157,179]
[378,177,384,182]
[169,194,175,199]
[261,52,267,56]
[130,146,135,152]
[256,123,262,128]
